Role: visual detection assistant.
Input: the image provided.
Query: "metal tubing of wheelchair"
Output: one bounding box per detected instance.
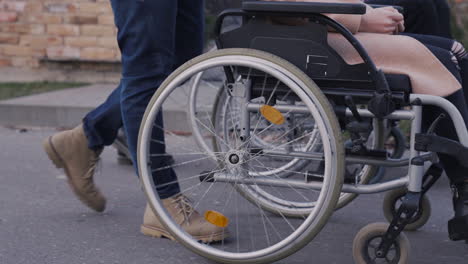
[346,156,409,167]
[240,81,252,142]
[211,172,409,194]
[408,104,425,193]
[259,149,432,167]
[344,108,415,121]
[247,102,415,120]
[260,149,432,167]
[340,177,409,194]
[261,149,324,160]
[247,103,310,114]
[411,94,468,147]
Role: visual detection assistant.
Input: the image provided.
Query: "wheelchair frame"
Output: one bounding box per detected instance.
[137,1,468,263]
[209,1,468,195]
[210,94,468,194]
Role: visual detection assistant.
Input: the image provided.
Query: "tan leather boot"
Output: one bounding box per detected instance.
[141,195,229,243]
[43,125,106,212]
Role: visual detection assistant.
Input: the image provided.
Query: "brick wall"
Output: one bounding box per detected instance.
[0,0,466,71]
[0,0,119,69]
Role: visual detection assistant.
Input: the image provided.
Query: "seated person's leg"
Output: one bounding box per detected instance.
[450,42,468,106]
[424,103,468,239]
[400,33,462,60]
[403,34,468,105]
[419,44,468,238]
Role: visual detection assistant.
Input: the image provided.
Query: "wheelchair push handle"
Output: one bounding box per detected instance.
[242,1,367,15]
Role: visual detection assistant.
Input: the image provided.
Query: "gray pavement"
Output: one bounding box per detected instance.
[0,79,218,131]
[0,67,120,84]
[0,84,116,128]
[1,126,467,264]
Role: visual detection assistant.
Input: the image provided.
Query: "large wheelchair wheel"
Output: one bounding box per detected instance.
[138,48,345,263]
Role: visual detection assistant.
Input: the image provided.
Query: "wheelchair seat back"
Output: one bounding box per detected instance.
[217,13,411,105]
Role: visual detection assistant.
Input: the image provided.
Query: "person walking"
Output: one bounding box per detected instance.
[43,0,227,242]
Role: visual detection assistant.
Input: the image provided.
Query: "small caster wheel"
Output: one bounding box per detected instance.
[383,188,431,231]
[353,222,410,264]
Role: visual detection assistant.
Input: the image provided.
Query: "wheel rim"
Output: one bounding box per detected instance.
[138,50,343,262]
[363,235,401,264]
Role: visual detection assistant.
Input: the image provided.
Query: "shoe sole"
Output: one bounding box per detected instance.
[141,224,228,243]
[43,136,105,212]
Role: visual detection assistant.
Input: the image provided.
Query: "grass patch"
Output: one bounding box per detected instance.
[0,82,88,101]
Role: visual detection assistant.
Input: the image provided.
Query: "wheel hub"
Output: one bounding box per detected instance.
[229,154,240,164]
[225,150,246,167]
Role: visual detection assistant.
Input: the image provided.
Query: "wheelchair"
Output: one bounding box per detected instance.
[136,1,468,263]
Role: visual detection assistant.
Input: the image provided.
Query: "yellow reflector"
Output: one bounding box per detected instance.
[260,105,285,125]
[204,210,229,228]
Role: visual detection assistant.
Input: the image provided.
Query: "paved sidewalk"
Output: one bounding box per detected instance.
[0,84,115,128]
[0,67,120,83]
[0,79,219,131]
[1,126,467,264]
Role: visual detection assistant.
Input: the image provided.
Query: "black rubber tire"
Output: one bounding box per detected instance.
[369,126,406,184]
[383,188,431,231]
[387,126,406,159]
[353,222,410,264]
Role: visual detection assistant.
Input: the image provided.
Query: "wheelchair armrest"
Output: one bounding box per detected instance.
[369,4,404,13]
[242,1,367,15]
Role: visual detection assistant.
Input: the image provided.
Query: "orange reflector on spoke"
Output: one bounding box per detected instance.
[204,210,229,228]
[260,105,285,125]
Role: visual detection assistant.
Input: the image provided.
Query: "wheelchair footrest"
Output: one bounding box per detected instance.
[448,215,468,241]
[415,134,468,168]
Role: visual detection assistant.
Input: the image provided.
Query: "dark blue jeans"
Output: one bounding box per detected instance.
[83,84,122,151]
[82,0,204,199]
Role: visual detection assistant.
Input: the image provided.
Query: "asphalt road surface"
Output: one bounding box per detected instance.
[0,126,467,264]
